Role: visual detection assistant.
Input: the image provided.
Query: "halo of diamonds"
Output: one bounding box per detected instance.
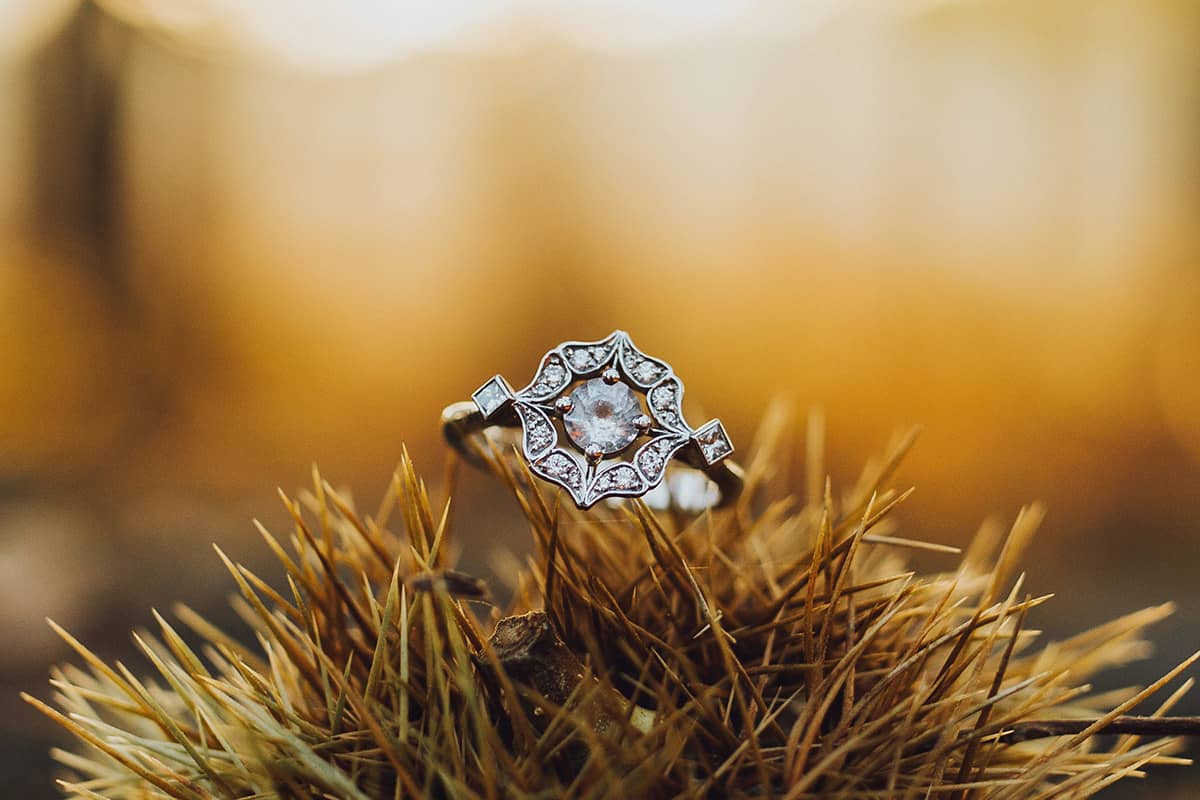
[470,331,734,509]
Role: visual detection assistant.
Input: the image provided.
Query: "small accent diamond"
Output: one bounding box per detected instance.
[634,436,684,482]
[619,337,669,388]
[523,353,571,399]
[562,338,618,376]
[594,464,642,493]
[693,420,734,466]
[639,450,664,473]
[656,409,681,428]
[536,451,583,490]
[650,382,677,410]
[515,403,556,458]
[540,364,566,388]
[635,361,663,383]
[472,376,513,418]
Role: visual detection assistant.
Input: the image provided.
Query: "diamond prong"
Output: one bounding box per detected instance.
[554,396,573,415]
[601,367,621,385]
[634,414,652,432]
[585,444,604,462]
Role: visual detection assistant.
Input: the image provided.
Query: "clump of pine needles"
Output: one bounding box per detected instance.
[26,412,1199,798]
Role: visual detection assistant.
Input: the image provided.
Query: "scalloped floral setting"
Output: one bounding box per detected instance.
[634,436,687,483]
[471,331,733,508]
[515,403,556,459]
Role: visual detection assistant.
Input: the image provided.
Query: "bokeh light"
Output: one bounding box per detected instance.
[2,2,1198,797]
[0,0,79,62]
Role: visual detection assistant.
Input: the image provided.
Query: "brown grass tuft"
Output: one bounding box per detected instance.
[25,417,1197,798]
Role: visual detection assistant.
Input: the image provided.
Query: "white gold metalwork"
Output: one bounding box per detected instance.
[443,331,741,510]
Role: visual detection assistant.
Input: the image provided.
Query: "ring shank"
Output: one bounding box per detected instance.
[441,402,493,470]
[441,401,744,509]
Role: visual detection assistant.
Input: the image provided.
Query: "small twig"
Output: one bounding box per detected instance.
[999,716,1200,744]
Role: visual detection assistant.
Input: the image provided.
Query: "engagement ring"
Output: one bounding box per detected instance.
[442,331,743,510]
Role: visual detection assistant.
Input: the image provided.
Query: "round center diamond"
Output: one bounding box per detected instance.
[563,378,643,455]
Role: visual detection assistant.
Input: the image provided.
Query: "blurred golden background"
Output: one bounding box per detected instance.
[2,1,1199,796]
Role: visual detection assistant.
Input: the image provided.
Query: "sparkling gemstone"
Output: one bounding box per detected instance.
[618,338,670,387]
[516,404,556,457]
[563,378,644,455]
[533,363,567,394]
[693,420,734,465]
[635,361,662,383]
[524,354,571,399]
[637,448,666,476]
[595,464,641,492]
[651,382,677,410]
[537,451,583,489]
[472,376,513,418]
[635,436,685,482]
